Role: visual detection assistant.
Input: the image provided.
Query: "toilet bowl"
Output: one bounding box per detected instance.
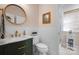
[33,35,48,55]
[36,43,48,55]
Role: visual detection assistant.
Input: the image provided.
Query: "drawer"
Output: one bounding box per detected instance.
[4,42,26,55]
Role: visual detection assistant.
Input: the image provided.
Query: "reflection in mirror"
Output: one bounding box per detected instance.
[4,4,26,25]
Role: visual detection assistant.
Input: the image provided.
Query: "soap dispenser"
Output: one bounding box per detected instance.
[23,30,26,35]
[15,30,18,37]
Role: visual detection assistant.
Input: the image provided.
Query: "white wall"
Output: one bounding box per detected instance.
[0,4,39,37]
[38,4,62,54]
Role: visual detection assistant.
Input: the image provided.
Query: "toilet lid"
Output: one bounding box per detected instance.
[36,43,48,48]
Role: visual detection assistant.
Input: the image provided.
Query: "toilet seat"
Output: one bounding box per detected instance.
[36,43,48,49]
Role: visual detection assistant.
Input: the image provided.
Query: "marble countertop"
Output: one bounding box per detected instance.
[0,35,33,46]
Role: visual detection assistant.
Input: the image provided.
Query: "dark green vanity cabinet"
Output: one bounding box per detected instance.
[0,45,5,55]
[0,38,33,55]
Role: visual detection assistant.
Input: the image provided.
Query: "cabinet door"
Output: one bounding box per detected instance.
[0,45,4,55]
[25,38,33,55]
[4,42,18,55]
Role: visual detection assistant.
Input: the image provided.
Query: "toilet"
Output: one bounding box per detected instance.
[33,35,48,55]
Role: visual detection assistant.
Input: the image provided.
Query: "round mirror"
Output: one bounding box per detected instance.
[4,4,26,25]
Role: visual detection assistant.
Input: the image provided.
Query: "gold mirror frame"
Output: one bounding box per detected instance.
[4,4,26,25]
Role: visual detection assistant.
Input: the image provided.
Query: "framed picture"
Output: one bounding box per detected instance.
[42,12,51,24]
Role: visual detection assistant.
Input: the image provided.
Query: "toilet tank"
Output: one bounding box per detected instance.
[33,35,40,45]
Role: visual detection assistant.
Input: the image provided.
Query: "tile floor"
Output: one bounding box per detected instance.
[59,44,78,55]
